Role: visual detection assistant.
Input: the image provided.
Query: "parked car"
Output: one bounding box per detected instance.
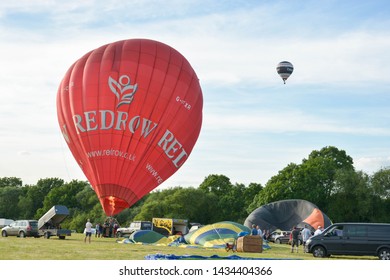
[267,229,303,245]
[116,221,152,237]
[267,230,290,244]
[1,220,39,238]
[305,222,390,260]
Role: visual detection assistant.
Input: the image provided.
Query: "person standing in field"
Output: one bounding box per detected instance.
[301,225,312,246]
[290,226,300,253]
[84,219,93,243]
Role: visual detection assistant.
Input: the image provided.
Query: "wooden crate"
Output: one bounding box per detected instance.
[236,235,263,253]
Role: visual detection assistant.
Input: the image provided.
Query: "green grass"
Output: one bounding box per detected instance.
[0,233,377,260]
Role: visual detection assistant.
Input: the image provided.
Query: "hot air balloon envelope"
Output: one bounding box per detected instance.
[57,39,203,216]
[276,61,294,84]
[184,221,250,248]
[244,199,332,232]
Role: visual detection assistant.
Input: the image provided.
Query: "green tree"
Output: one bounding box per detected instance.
[371,167,390,199]
[243,182,263,207]
[134,187,217,224]
[0,186,24,219]
[199,174,232,196]
[0,177,22,188]
[18,178,64,219]
[198,174,261,223]
[36,180,90,218]
[198,174,235,221]
[367,168,390,222]
[250,146,355,213]
[301,146,354,210]
[249,163,300,208]
[328,169,373,222]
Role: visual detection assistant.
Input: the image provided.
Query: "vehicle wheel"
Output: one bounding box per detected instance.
[312,246,327,258]
[19,231,26,238]
[59,236,65,240]
[1,231,7,237]
[378,248,390,260]
[116,232,123,238]
[275,238,281,244]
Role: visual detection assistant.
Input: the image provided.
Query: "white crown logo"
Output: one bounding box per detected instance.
[108,75,138,108]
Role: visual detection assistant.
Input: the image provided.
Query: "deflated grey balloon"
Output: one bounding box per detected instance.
[244,199,332,232]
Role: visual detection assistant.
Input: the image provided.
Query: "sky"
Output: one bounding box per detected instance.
[1,0,390,190]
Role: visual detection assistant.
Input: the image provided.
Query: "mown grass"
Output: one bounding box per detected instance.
[0,233,377,260]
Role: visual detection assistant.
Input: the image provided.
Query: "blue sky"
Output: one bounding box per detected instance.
[1,0,390,189]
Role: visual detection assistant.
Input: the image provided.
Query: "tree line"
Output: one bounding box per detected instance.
[1,146,389,233]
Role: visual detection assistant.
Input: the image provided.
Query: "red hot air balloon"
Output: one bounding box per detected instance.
[57,39,203,216]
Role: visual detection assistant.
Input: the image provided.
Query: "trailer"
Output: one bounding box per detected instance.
[38,205,72,239]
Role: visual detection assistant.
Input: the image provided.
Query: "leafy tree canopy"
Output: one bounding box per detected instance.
[1,146,389,230]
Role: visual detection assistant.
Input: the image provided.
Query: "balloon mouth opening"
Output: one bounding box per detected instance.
[101,196,130,216]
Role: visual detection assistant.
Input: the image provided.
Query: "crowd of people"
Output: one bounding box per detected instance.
[84,217,120,243]
[250,223,324,253]
[250,224,270,240]
[292,225,324,253]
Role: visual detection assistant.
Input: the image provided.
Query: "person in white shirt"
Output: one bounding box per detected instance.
[84,219,93,243]
[301,225,312,246]
[256,225,263,238]
[314,226,323,236]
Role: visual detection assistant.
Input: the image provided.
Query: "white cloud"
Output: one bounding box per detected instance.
[1,0,389,189]
[354,156,390,174]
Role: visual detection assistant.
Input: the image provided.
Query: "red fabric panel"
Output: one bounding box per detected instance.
[302,208,325,229]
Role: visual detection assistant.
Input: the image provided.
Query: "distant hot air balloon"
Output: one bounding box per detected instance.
[276,61,294,84]
[57,39,203,216]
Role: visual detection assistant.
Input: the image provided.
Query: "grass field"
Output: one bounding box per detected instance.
[0,233,377,260]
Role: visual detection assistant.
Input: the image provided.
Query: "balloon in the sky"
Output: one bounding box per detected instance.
[276,61,294,84]
[57,39,203,216]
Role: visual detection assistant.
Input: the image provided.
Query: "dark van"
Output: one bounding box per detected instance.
[305,223,390,260]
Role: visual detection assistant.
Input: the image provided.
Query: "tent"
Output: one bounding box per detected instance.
[244,199,332,232]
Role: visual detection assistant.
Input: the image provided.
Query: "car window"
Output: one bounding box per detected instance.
[327,225,344,236]
[345,225,367,237]
[30,221,38,227]
[368,225,390,237]
[142,222,152,230]
[130,222,139,229]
